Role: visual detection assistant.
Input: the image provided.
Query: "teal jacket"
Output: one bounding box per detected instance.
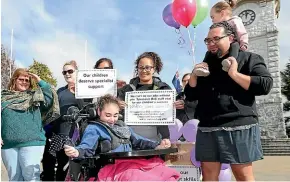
[1,81,53,149]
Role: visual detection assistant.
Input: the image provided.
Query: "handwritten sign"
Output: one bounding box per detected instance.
[169,165,201,181]
[125,90,176,125]
[75,69,117,99]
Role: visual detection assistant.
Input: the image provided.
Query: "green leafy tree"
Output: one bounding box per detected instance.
[28,59,57,88]
[1,45,17,89]
[281,58,290,136]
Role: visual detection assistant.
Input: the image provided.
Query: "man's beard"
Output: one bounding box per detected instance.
[217,49,223,57]
[210,49,223,57]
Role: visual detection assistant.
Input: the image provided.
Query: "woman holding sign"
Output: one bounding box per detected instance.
[93,58,126,106]
[94,58,126,89]
[94,58,114,69]
[117,52,171,142]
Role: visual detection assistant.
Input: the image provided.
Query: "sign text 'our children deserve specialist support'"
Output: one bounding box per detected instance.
[75,69,117,99]
[125,90,176,125]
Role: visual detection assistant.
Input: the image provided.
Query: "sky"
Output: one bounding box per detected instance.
[1,0,290,88]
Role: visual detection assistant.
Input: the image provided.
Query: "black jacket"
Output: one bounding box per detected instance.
[117,77,171,141]
[176,92,198,124]
[184,51,273,127]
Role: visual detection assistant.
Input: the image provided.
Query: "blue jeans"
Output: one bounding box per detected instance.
[1,146,45,181]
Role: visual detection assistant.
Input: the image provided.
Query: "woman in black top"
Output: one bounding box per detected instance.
[118,52,171,142]
[41,61,91,181]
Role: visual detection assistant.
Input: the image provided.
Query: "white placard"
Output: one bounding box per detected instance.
[75,69,117,99]
[169,165,201,181]
[125,90,176,125]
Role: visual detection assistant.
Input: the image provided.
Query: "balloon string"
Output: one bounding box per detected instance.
[193,28,196,65]
[176,28,185,48]
[187,28,196,66]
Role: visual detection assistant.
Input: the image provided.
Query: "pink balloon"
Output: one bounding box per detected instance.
[182,119,199,142]
[172,0,197,27]
[219,168,232,181]
[169,119,183,142]
[190,145,201,167]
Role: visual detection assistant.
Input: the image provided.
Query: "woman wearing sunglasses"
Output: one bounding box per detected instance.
[117,52,171,142]
[1,68,58,181]
[41,60,92,181]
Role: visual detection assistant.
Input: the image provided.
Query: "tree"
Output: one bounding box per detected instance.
[1,45,17,89]
[281,58,290,137]
[28,59,57,88]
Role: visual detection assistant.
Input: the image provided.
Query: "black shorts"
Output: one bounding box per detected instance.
[195,125,263,164]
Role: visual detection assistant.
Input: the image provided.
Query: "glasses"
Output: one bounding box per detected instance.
[62,69,74,75]
[17,78,30,83]
[182,79,189,83]
[138,65,154,72]
[204,35,228,45]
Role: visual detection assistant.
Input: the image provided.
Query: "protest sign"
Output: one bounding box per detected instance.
[169,165,201,181]
[166,143,201,181]
[75,69,117,98]
[125,90,176,125]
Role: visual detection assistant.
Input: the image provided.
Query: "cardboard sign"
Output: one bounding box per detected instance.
[125,90,176,125]
[166,143,201,181]
[169,165,201,181]
[75,69,117,99]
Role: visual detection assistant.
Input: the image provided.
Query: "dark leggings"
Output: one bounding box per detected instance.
[41,138,69,181]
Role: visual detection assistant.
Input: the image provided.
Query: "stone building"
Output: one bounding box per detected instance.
[233,0,287,138]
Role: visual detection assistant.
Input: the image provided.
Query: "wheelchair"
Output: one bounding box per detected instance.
[59,104,178,181]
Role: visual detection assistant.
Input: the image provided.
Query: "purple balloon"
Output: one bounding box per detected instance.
[169,119,183,142]
[182,119,199,142]
[219,168,232,181]
[162,3,181,29]
[221,163,230,170]
[190,146,201,167]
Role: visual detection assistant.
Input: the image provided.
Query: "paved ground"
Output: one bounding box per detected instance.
[1,156,290,181]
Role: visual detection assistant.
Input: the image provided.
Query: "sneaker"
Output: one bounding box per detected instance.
[221,59,231,72]
[193,68,210,77]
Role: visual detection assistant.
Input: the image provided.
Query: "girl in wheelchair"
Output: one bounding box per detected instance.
[64,94,180,181]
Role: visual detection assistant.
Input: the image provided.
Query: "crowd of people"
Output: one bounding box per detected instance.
[1,0,273,181]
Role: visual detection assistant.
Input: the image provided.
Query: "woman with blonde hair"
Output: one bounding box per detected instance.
[1,68,59,181]
[41,60,92,181]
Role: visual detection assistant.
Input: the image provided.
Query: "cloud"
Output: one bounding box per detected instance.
[1,0,127,88]
[180,67,192,77]
[118,73,133,84]
[15,59,26,68]
[29,32,100,86]
[2,0,289,90]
